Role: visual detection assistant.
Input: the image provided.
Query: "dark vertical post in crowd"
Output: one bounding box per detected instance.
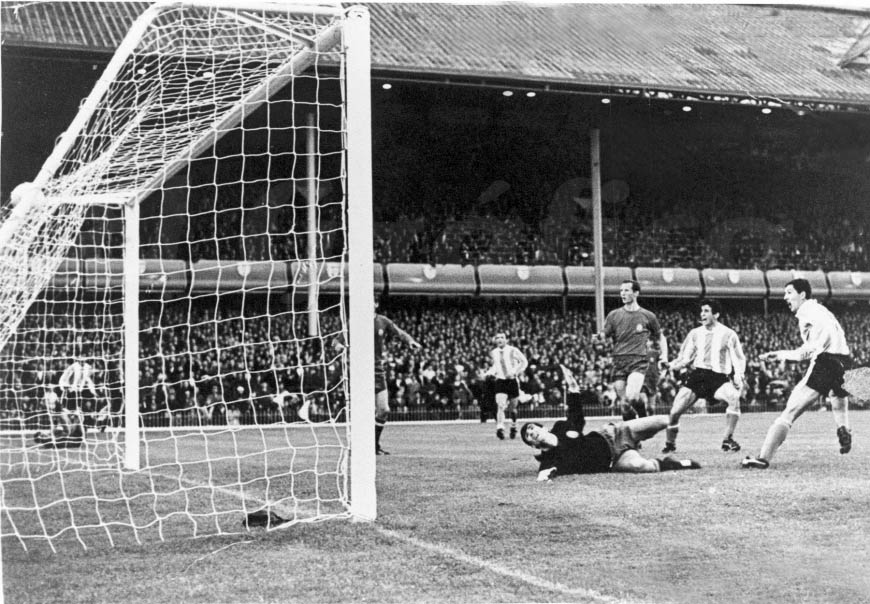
[590,127,605,333]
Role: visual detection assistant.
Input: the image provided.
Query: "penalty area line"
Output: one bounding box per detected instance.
[374,525,658,604]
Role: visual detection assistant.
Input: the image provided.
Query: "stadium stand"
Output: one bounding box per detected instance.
[4,298,869,428]
[2,2,869,427]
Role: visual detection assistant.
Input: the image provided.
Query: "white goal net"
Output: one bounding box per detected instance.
[0,1,374,551]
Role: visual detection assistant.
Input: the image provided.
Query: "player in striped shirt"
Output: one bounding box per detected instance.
[485,331,529,440]
[743,279,853,469]
[662,299,746,454]
[58,359,98,414]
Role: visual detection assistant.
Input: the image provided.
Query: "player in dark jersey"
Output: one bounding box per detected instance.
[374,303,421,455]
[521,389,700,479]
[596,280,666,422]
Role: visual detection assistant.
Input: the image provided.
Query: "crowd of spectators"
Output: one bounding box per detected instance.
[3,297,869,430]
[121,179,870,272]
[88,197,870,273]
[370,198,870,271]
[69,133,869,273]
[55,99,869,274]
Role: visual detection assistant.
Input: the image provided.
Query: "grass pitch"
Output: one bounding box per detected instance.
[3,411,869,604]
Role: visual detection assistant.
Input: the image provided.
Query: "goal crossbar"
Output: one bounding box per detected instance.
[37,2,344,206]
[167,0,344,16]
[43,193,137,207]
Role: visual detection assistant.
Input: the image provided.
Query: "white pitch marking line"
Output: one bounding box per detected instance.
[374,526,661,604]
[153,472,662,603]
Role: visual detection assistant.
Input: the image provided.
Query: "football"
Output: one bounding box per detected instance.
[9,182,45,211]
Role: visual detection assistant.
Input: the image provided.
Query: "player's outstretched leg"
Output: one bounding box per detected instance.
[624,415,669,442]
[662,387,697,454]
[657,456,702,471]
[741,416,788,469]
[743,383,818,469]
[613,449,701,473]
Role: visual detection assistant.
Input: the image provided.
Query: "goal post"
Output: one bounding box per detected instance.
[345,5,376,522]
[0,1,375,550]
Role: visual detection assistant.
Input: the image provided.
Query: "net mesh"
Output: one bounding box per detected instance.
[0,2,356,551]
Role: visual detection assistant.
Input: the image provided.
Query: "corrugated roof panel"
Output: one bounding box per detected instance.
[1,2,869,107]
[368,3,870,104]
[0,1,148,48]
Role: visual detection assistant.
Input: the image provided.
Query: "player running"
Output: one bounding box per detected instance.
[743,279,853,469]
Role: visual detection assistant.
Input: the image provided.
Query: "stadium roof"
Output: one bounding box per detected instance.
[2,2,870,111]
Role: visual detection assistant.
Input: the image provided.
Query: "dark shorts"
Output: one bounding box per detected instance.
[685,368,730,401]
[805,353,851,398]
[599,422,640,465]
[494,378,520,399]
[610,355,649,383]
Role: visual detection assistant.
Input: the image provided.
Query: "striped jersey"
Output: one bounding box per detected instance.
[794,299,850,360]
[676,323,746,378]
[603,307,662,357]
[488,345,528,379]
[59,361,97,393]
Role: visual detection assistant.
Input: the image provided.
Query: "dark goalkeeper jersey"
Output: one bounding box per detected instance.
[535,420,613,475]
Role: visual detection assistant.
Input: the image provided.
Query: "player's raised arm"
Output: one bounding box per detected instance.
[383,315,421,350]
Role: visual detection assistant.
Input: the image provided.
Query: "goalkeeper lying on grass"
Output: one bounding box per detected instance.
[521,372,701,480]
[34,397,85,449]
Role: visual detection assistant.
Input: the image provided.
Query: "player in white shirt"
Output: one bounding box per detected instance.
[485,332,529,440]
[59,359,110,431]
[743,279,853,469]
[662,299,746,454]
[58,360,98,408]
